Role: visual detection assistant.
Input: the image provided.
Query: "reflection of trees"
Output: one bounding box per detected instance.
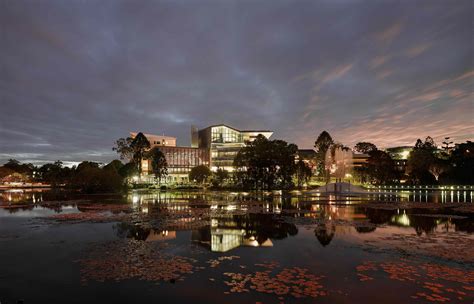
[314,209,335,247]
[113,222,151,240]
[234,213,298,242]
[452,218,474,233]
[361,207,395,225]
[409,215,439,236]
[355,226,377,233]
[314,222,335,247]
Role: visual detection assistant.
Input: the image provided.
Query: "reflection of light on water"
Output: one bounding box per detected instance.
[391,211,410,227]
[225,205,236,211]
[132,195,139,205]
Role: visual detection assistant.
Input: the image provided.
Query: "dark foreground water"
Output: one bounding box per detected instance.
[0,189,473,304]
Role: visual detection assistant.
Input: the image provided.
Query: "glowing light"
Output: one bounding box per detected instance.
[400,150,410,159]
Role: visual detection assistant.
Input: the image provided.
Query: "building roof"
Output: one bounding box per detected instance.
[130,132,176,141]
[202,124,272,133]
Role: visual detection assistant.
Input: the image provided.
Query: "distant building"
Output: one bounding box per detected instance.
[385,146,413,173]
[352,153,369,168]
[192,124,273,172]
[131,132,209,183]
[133,124,273,183]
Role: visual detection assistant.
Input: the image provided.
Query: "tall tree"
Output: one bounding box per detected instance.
[112,137,134,161]
[314,131,334,181]
[147,148,168,185]
[130,132,151,175]
[234,135,297,189]
[448,141,474,184]
[407,137,438,184]
[353,142,377,154]
[366,150,398,184]
[295,160,312,187]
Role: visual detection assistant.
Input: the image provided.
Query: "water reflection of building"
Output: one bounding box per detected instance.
[192,214,296,252]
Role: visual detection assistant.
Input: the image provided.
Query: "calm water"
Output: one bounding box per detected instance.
[0,189,473,303]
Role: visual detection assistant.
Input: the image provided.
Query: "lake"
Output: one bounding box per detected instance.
[0,188,473,303]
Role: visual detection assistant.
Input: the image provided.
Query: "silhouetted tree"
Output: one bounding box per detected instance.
[130,132,151,175]
[407,137,438,184]
[314,131,334,180]
[448,141,474,184]
[118,162,138,179]
[147,148,168,185]
[112,137,134,161]
[354,142,377,154]
[366,150,398,184]
[234,135,298,189]
[212,167,229,187]
[294,160,312,187]
[189,165,211,184]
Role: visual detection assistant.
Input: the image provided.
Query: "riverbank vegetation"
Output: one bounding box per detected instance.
[1,132,472,192]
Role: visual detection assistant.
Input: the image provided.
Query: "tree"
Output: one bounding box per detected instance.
[112,137,134,161]
[130,133,151,175]
[448,141,474,184]
[3,159,35,176]
[212,167,229,187]
[104,160,124,173]
[118,162,138,179]
[147,148,168,185]
[189,165,211,184]
[366,150,398,184]
[72,161,123,193]
[407,137,438,184]
[314,131,334,181]
[37,160,67,186]
[354,142,377,154]
[234,135,298,189]
[294,160,312,187]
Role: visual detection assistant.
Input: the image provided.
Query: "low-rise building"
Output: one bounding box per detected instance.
[134,124,273,183]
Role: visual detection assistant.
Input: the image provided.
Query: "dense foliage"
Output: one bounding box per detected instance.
[0,159,126,193]
[146,148,168,184]
[314,131,333,178]
[234,135,298,190]
[189,165,212,184]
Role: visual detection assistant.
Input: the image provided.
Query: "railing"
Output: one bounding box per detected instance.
[367,185,474,190]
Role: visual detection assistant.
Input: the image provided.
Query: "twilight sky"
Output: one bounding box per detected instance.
[1,0,473,165]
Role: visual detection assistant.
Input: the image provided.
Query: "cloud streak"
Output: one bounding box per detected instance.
[0,0,472,164]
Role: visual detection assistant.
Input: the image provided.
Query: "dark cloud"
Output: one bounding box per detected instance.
[1,0,472,165]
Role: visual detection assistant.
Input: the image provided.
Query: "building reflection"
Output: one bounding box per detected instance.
[192,214,297,252]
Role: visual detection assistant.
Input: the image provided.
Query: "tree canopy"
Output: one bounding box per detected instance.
[147,148,168,184]
[234,135,298,189]
[189,165,211,184]
[314,131,334,179]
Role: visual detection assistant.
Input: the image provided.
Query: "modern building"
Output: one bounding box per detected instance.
[192,124,273,172]
[131,132,209,183]
[133,124,273,183]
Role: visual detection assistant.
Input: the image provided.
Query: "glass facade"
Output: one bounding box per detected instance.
[211,126,242,144]
[196,125,273,172]
[143,146,209,180]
